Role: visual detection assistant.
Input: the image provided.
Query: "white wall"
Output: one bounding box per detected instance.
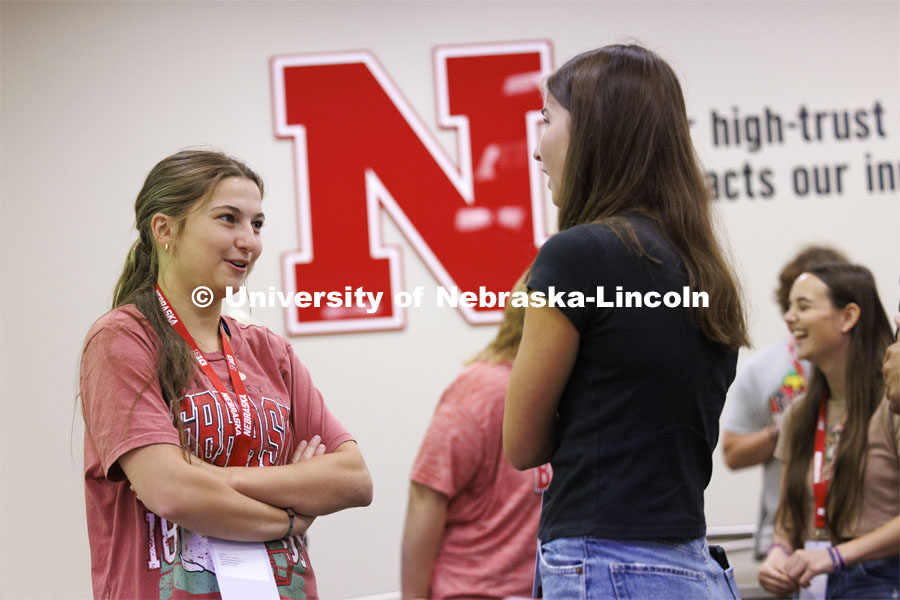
[2,1,897,598]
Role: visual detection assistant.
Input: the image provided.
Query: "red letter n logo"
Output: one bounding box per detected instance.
[272,41,552,335]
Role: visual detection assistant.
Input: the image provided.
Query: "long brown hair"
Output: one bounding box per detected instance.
[468,277,527,364]
[109,150,263,447]
[546,44,747,350]
[778,263,893,548]
[774,245,848,314]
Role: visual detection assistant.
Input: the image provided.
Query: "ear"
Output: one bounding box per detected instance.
[150,213,176,250]
[840,302,861,333]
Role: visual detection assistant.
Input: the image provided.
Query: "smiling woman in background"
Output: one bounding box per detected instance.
[79,150,372,599]
[759,263,898,599]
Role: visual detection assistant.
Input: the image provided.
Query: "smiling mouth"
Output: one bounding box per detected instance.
[226,260,248,270]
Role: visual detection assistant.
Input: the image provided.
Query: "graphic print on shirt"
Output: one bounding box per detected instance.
[145,513,178,570]
[140,387,311,598]
[533,464,553,493]
[145,511,311,599]
[159,529,220,597]
[179,390,293,467]
[266,535,309,597]
[769,367,806,416]
[143,512,220,597]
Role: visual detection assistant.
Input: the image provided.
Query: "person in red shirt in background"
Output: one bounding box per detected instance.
[401,279,549,599]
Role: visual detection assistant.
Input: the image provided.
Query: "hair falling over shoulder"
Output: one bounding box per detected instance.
[777,263,893,549]
[546,44,748,350]
[468,276,527,365]
[111,150,264,447]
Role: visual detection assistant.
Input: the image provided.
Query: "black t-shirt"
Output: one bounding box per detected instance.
[529,216,737,541]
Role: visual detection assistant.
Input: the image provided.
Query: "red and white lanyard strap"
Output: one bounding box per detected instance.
[155,284,255,466]
[812,391,829,530]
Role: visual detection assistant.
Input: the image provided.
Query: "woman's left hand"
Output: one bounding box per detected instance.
[290,435,326,464]
[784,548,835,587]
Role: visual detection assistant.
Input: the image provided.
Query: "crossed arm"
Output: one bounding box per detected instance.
[119,437,372,543]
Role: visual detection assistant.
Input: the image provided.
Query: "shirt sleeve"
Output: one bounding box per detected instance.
[283,343,354,454]
[410,379,485,499]
[528,228,598,333]
[80,315,182,481]
[721,355,769,434]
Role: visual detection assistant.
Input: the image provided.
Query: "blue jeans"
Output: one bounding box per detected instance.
[825,555,899,599]
[537,536,740,599]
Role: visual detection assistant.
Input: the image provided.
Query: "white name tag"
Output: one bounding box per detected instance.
[798,539,830,600]
[208,538,280,599]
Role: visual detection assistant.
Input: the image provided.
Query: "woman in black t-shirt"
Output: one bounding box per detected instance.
[503,44,748,598]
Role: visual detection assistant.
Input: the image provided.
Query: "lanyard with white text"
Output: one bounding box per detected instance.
[812,391,829,531]
[155,284,255,466]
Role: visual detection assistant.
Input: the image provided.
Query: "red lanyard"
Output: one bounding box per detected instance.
[812,391,829,530]
[155,284,256,466]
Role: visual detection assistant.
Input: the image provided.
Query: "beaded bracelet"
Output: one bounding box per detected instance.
[833,545,846,571]
[769,542,792,556]
[284,509,295,539]
[827,546,841,574]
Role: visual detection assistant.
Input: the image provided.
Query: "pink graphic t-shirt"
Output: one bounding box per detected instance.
[411,361,550,599]
[81,305,353,599]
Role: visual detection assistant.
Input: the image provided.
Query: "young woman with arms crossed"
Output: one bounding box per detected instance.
[80,150,372,599]
[503,44,747,598]
[758,263,898,599]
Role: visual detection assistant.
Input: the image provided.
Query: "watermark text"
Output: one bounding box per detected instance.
[189,285,710,311]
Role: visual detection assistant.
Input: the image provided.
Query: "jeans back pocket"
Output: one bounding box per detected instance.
[609,562,708,600]
[538,539,586,599]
